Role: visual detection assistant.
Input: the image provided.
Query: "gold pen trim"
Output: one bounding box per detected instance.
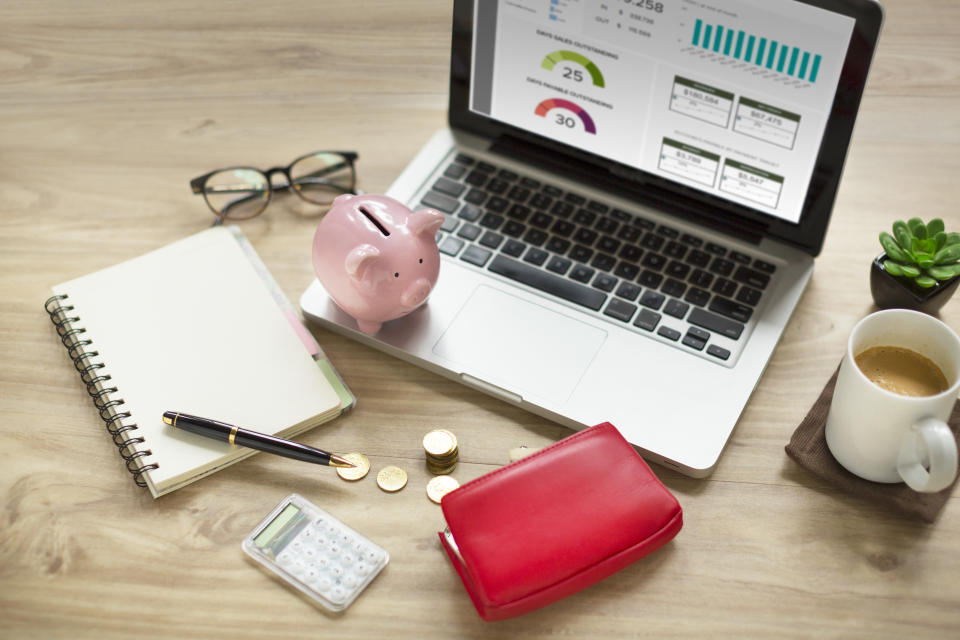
[229,425,238,445]
[162,412,179,426]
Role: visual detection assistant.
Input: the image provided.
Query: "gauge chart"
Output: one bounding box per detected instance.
[534,98,597,134]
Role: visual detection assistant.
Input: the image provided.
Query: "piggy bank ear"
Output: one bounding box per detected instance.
[408,208,445,238]
[345,244,381,282]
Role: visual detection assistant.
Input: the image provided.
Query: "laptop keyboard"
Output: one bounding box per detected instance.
[419,152,778,366]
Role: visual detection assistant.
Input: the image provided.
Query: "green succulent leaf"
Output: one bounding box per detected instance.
[911,237,925,257]
[918,259,935,269]
[934,243,960,264]
[915,275,937,288]
[900,264,922,278]
[927,265,960,280]
[935,231,947,252]
[883,260,905,277]
[879,232,907,261]
[908,218,927,239]
[946,233,960,247]
[893,221,913,252]
[926,218,945,237]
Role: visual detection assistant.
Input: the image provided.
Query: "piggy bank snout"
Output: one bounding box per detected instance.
[400,277,432,310]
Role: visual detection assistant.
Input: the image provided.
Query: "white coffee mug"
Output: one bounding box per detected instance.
[825,309,960,492]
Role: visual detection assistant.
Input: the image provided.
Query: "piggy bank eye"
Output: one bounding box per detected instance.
[419,258,423,264]
[394,272,399,278]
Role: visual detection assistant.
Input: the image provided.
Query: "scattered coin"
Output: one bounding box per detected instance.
[376,465,408,492]
[336,453,370,481]
[426,475,460,504]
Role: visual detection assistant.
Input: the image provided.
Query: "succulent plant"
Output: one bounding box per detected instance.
[879,218,960,289]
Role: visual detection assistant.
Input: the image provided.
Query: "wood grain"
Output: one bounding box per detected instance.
[2,1,959,637]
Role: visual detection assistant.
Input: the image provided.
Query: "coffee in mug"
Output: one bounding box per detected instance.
[854,346,948,398]
[825,309,960,492]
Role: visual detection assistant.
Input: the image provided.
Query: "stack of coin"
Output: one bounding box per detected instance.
[422,429,459,475]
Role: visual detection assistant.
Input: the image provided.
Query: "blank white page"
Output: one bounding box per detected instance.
[53,227,341,497]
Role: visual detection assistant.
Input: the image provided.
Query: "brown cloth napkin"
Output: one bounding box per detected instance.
[785,366,960,523]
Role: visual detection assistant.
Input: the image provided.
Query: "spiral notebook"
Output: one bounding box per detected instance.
[45,226,355,498]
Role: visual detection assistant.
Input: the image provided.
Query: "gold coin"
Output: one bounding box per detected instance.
[426,475,460,504]
[423,429,457,457]
[376,465,408,492]
[336,453,370,481]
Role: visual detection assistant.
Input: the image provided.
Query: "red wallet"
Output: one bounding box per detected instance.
[438,422,682,621]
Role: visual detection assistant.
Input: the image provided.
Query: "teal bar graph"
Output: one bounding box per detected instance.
[689,19,823,83]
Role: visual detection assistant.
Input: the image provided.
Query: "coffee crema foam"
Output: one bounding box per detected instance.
[854,346,948,397]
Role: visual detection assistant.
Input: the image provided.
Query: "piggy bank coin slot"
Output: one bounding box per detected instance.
[358,206,390,237]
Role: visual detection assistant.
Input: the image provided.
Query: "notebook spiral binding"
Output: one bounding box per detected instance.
[44,294,158,487]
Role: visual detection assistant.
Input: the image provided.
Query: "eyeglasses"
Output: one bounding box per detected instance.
[190,150,358,223]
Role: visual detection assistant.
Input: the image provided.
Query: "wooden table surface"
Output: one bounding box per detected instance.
[2,1,959,637]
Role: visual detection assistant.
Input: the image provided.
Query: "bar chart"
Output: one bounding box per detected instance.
[691,18,822,83]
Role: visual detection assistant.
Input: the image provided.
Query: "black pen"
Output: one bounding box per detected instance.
[162,411,355,468]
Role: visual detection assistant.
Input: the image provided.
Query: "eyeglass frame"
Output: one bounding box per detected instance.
[189,150,359,223]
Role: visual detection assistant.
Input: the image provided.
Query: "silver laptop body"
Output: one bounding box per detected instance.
[301,0,883,476]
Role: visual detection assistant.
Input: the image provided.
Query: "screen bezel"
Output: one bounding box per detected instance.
[448,0,883,256]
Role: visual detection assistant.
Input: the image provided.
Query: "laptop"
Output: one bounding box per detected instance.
[301,0,883,477]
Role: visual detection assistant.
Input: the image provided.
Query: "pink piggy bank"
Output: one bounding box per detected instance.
[312,194,445,334]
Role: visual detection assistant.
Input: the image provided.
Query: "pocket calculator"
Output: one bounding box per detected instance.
[242,493,389,612]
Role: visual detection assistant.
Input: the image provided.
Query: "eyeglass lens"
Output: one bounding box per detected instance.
[202,168,270,220]
[289,152,355,205]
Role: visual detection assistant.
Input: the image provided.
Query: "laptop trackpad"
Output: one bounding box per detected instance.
[432,285,607,404]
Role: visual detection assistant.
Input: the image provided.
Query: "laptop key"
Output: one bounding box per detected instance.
[454,153,475,165]
[573,208,597,226]
[487,178,509,195]
[530,211,554,229]
[684,287,711,307]
[565,193,586,206]
[440,216,459,233]
[641,234,664,251]
[520,177,541,189]
[617,225,641,242]
[681,233,703,248]
[657,225,679,239]
[574,228,598,245]
[614,262,639,280]
[737,286,762,306]
[662,278,686,298]
[524,229,548,246]
[439,236,464,256]
[457,223,482,241]
[444,164,467,179]
[486,196,509,213]
[639,270,663,289]
[461,245,492,267]
[664,298,689,319]
[687,326,710,342]
[465,170,488,187]
[689,307,744,340]
[592,273,618,292]
[611,208,632,222]
[458,203,482,221]
[658,326,681,342]
[642,253,666,270]
[421,191,459,214]
[753,259,777,274]
[480,213,505,230]
[545,237,571,254]
[705,242,727,256]
[523,247,548,266]
[479,231,504,249]
[551,219,575,237]
[433,177,466,198]
[709,296,754,323]
[733,265,771,290]
[591,253,617,272]
[689,269,714,288]
[709,257,735,276]
[464,188,487,205]
[507,204,531,221]
[640,290,665,310]
[604,298,636,323]
[597,236,621,254]
[619,244,643,262]
[501,239,526,257]
[712,277,737,297]
[686,249,711,267]
[488,255,607,311]
[570,264,595,283]
[476,161,496,173]
[508,185,531,203]
[502,220,526,237]
[665,260,690,279]
[529,192,553,210]
[634,308,661,332]
[595,217,619,234]
[546,256,572,275]
[730,251,752,264]
[588,201,610,214]
[682,332,707,351]
[497,168,519,182]
[707,344,731,360]
[551,200,574,218]
[615,281,641,301]
[542,184,563,197]
[570,245,594,263]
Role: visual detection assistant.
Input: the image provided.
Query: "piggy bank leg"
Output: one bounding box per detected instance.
[356,319,383,334]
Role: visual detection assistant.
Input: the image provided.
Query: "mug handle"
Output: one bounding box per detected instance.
[897,416,959,493]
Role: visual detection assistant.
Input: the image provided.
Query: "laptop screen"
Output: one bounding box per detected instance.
[468,0,857,226]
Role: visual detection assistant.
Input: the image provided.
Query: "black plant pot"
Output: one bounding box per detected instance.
[870,253,960,314]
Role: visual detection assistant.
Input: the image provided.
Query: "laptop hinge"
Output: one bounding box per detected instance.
[488,135,766,245]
